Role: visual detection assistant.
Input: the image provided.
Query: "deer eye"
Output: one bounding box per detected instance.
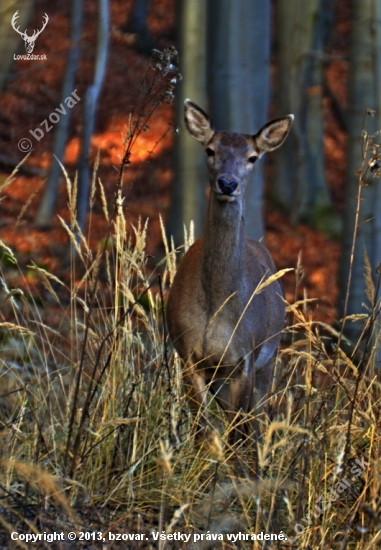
[248,155,258,164]
[205,148,215,157]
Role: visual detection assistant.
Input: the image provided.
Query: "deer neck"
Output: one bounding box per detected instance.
[201,195,247,309]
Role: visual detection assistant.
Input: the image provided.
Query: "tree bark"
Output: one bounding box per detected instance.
[208,0,271,240]
[273,0,337,232]
[77,0,109,231]
[340,0,381,358]
[121,0,153,55]
[168,0,207,245]
[35,0,83,227]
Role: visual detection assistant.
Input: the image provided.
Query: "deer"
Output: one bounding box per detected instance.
[167,99,293,448]
[12,11,49,54]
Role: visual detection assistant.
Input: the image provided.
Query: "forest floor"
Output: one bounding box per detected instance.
[0,0,350,327]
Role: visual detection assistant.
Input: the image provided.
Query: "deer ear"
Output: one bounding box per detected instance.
[254,115,294,154]
[184,99,215,144]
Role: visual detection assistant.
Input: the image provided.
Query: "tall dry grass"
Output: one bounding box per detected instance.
[0,52,380,549]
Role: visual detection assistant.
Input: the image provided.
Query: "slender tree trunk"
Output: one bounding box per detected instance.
[273,0,337,232]
[340,0,381,360]
[372,0,381,280]
[208,0,271,240]
[169,0,207,245]
[35,0,83,227]
[124,0,149,34]
[121,0,153,55]
[77,0,109,231]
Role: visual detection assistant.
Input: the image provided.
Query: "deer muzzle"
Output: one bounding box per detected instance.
[216,177,239,201]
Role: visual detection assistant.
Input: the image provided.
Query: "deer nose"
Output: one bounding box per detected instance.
[217,178,238,195]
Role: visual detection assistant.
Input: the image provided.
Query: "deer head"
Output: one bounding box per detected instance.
[184,99,294,205]
[12,11,49,54]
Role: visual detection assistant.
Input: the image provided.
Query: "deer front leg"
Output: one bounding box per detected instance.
[183,362,210,443]
[249,360,273,421]
[226,366,254,446]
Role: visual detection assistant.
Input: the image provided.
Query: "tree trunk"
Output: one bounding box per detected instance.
[208,0,271,240]
[35,0,83,227]
[168,0,207,245]
[340,0,381,361]
[273,0,337,232]
[121,0,153,55]
[77,0,109,232]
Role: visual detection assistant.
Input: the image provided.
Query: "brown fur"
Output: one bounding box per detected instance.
[167,100,293,445]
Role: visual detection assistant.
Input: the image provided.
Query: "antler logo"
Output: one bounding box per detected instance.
[11,11,48,54]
